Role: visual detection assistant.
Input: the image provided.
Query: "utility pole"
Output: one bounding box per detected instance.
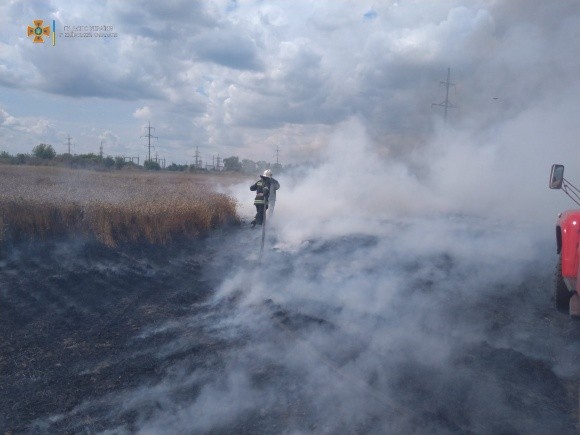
[140,121,158,162]
[432,67,457,121]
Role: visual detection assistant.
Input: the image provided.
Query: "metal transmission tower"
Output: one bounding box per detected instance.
[64,134,73,155]
[99,141,103,159]
[432,67,458,121]
[273,145,282,171]
[141,121,158,162]
[216,155,222,171]
[193,146,201,168]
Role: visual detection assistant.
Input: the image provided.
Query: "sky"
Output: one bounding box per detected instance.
[0,0,580,168]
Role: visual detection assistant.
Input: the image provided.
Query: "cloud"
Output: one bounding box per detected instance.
[218,40,350,130]
[133,106,152,120]
[0,107,16,126]
[1,0,580,166]
[193,28,263,71]
[110,0,218,39]
[0,106,59,153]
[98,130,119,147]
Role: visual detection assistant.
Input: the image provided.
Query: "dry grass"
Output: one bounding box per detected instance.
[0,165,241,246]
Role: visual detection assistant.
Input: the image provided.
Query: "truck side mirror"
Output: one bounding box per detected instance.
[549,164,565,189]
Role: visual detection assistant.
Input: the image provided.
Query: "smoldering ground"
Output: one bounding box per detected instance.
[9,225,575,434]
[4,119,577,434]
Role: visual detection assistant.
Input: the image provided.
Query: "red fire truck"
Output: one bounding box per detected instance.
[549,164,580,317]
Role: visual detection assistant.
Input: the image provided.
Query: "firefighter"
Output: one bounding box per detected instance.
[250,170,273,228]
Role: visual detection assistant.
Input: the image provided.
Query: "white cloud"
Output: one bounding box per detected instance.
[0,0,579,165]
[133,106,152,120]
[98,130,120,148]
[0,106,59,153]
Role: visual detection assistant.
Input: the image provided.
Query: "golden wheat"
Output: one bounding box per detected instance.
[0,165,241,246]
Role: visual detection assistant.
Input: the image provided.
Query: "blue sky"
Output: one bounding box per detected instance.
[1,0,580,165]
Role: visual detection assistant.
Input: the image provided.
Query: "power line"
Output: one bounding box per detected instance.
[431,67,458,121]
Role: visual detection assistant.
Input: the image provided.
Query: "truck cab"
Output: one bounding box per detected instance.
[549,164,580,317]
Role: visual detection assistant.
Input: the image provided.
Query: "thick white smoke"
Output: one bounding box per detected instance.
[101,109,578,432]
[256,101,580,249]
[33,113,578,433]
[159,80,580,430]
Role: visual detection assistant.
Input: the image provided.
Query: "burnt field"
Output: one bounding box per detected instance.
[1,216,579,434]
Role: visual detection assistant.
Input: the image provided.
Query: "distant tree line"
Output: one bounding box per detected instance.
[0,143,152,169]
[0,144,150,171]
[0,145,286,174]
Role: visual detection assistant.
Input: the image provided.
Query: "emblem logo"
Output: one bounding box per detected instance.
[27,20,51,43]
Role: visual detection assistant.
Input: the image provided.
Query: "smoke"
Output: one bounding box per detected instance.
[114,217,569,433]
[58,113,573,433]
[264,109,576,248]
[183,88,580,429]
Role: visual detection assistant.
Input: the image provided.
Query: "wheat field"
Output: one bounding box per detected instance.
[0,165,242,246]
